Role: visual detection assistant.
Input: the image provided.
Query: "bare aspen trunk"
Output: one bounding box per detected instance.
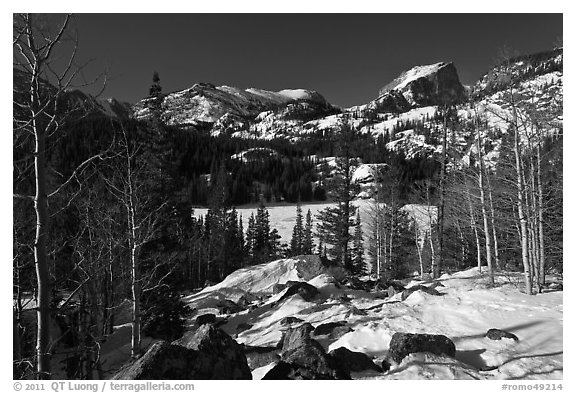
[513,111,533,295]
[435,108,448,279]
[415,224,424,278]
[475,116,494,284]
[537,139,546,289]
[465,179,482,272]
[485,173,501,270]
[32,69,51,379]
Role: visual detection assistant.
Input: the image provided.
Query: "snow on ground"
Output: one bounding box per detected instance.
[184,261,562,380]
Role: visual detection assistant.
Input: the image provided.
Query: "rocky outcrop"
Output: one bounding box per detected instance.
[312,321,351,337]
[277,282,319,303]
[328,347,382,373]
[195,313,216,325]
[269,323,350,379]
[378,62,466,107]
[485,328,519,342]
[244,346,281,370]
[387,332,456,364]
[114,325,251,379]
[401,285,443,300]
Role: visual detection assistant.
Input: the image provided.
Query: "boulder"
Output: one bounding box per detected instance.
[328,347,382,373]
[401,285,442,300]
[312,321,348,336]
[195,313,216,325]
[244,346,280,370]
[114,326,252,380]
[387,332,456,364]
[484,328,519,342]
[235,322,252,334]
[277,282,319,303]
[280,316,305,326]
[174,324,252,378]
[277,323,350,379]
[216,299,243,314]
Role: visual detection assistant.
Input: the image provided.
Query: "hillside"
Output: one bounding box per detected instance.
[181,258,562,380]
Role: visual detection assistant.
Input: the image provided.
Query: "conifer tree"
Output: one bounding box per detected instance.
[149,71,162,97]
[302,209,314,254]
[290,204,304,255]
[315,118,360,271]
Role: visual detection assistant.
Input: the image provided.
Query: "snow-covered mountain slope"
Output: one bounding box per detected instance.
[183,261,562,380]
[132,82,339,136]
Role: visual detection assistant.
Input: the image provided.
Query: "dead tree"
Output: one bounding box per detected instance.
[13,14,106,378]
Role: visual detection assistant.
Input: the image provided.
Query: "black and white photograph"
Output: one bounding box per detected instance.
[11,6,565,385]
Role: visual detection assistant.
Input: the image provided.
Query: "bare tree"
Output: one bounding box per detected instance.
[13,14,107,378]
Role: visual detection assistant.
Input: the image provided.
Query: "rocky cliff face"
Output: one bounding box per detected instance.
[131,83,339,135]
[378,62,467,107]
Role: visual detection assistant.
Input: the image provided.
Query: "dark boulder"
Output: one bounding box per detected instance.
[280,316,305,326]
[377,280,406,292]
[236,322,252,334]
[328,347,382,373]
[401,285,442,300]
[276,323,350,379]
[173,324,252,378]
[244,346,280,370]
[312,321,348,336]
[387,332,456,364]
[381,359,391,372]
[195,313,216,325]
[277,282,319,303]
[114,326,252,380]
[216,299,243,314]
[485,328,519,341]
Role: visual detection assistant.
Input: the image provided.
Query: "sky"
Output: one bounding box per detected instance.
[42,13,563,108]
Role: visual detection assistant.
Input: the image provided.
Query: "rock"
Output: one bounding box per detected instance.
[236,322,252,334]
[280,316,304,326]
[276,323,350,379]
[312,321,347,336]
[173,324,252,378]
[195,313,216,325]
[277,282,318,303]
[280,323,316,352]
[377,280,405,292]
[216,299,243,314]
[485,328,519,341]
[378,62,466,107]
[381,359,391,372]
[272,283,287,294]
[114,326,252,380]
[328,347,382,373]
[244,346,281,370]
[401,285,442,300]
[387,332,456,364]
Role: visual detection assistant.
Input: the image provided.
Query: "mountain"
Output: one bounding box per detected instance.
[377,61,466,107]
[132,83,340,138]
[13,67,132,122]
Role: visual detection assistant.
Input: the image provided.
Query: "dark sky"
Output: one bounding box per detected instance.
[69,13,562,107]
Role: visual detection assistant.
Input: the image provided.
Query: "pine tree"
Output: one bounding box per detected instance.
[149,71,162,97]
[290,204,304,256]
[302,209,314,254]
[315,118,360,271]
[352,211,365,275]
